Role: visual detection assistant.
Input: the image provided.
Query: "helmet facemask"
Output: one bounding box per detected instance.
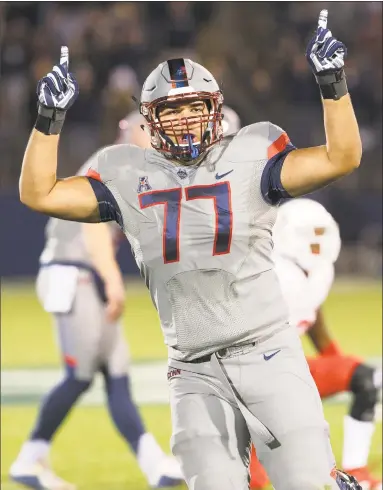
[141,91,224,164]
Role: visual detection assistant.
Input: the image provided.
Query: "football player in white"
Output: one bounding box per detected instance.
[250,199,382,490]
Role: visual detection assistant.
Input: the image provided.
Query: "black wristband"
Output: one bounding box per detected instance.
[315,69,348,101]
[34,104,67,135]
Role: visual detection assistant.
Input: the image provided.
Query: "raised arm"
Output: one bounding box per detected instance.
[20,130,100,221]
[280,10,362,196]
[19,47,100,222]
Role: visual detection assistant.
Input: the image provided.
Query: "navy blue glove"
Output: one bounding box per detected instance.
[35,46,79,135]
[306,10,348,100]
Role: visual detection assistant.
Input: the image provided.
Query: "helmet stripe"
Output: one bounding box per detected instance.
[167,58,189,89]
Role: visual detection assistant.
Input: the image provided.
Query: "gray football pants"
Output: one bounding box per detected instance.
[52,271,129,381]
[168,326,338,490]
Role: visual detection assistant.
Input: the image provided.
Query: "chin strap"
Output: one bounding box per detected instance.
[160,132,201,161]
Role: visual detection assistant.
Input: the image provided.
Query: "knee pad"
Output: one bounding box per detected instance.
[349,364,378,422]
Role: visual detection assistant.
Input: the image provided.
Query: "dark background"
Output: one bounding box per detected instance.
[0,2,381,277]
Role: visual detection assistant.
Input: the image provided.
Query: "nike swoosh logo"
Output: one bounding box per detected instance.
[263,349,281,361]
[215,170,233,180]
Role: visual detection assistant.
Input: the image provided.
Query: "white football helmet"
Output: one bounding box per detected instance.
[273,198,341,272]
[140,58,224,163]
[221,105,241,135]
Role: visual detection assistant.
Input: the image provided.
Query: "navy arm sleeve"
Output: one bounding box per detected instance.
[87,177,124,228]
[260,143,297,205]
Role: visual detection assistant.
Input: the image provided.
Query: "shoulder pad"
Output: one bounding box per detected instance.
[224,122,291,163]
[76,147,107,176]
[88,144,146,183]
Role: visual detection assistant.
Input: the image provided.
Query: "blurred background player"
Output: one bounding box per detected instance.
[9,111,184,490]
[250,199,382,490]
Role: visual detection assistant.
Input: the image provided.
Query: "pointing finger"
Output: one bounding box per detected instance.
[60,46,69,71]
[318,9,328,29]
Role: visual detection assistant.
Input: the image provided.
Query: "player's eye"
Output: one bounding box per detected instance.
[160,107,178,117]
[166,109,178,116]
[191,106,203,112]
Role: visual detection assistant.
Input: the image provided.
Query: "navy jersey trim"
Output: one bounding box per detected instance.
[260,144,296,205]
[87,177,124,228]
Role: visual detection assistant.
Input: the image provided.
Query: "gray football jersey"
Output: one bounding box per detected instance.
[39,161,123,266]
[89,123,292,361]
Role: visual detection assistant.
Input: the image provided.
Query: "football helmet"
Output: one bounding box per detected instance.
[140,58,224,163]
[273,198,341,272]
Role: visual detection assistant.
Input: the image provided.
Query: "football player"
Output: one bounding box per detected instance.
[19,10,363,490]
[250,199,382,490]
[10,111,183,490]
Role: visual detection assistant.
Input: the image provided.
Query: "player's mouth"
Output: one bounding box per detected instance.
[165,131,199,143]
[178,133,201,147]
[181,133,196,142]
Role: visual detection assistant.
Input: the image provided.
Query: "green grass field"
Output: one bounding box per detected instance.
[1,280,382,489]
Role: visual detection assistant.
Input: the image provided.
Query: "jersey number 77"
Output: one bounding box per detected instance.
[139,182,233,264]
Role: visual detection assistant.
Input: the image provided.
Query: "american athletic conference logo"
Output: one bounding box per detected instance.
[137,176,152,193]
